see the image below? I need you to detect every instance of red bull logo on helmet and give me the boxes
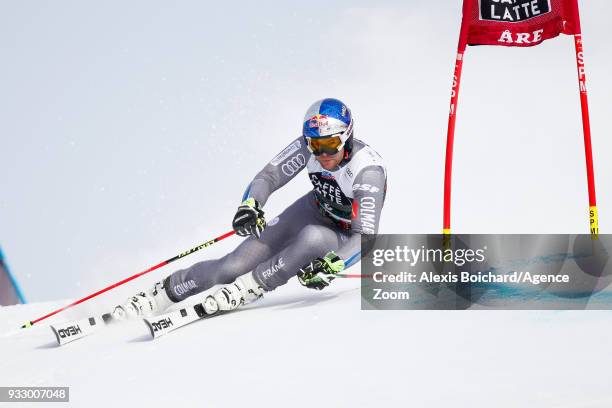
[307,116,348,137]
[308,114,329,129]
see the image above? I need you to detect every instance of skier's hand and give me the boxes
[298,251,345,290]
[232,198,266,238]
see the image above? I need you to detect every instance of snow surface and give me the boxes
[2,278,612,408]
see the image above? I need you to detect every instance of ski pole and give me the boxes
[337,274,371,278]
[21,230,236,328]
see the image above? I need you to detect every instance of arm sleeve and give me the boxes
[335,165,387,264]
[242,137,311,206]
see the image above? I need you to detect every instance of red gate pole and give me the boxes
[570,3,598,236]
[443,0,472,235]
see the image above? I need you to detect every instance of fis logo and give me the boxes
[58,325,83,338]
[320,171,335,180]
[479,0,551,22]
[151,318,173,332]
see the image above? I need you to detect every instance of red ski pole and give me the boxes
[21,230,236,328]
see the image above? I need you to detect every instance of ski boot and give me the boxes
[112,280,173,320]
[212,272,265,311]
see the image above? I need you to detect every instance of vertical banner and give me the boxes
[443,0,598,235]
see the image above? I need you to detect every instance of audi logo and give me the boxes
[281,154,306,176]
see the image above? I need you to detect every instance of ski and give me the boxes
[50,295,221,345]
[50,313,115,346]
[143,296,220,339]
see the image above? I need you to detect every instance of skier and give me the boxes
[113,98,387,319]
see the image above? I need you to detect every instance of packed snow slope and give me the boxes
[1,277,612,408]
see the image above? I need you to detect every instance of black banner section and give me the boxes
[361,235,612,310]
[479,0,552,22]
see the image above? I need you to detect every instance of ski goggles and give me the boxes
[305,134,345,156]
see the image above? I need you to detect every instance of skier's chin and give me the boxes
[316,151,343,170]
[319,160,336,170]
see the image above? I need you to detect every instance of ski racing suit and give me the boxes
[164,137,387,302]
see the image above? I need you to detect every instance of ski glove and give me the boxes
[298,251,345,290]
[232,198,266,238]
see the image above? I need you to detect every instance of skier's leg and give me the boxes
[113,194,316,319]
[164,193,316,302]
[208,199,351,312]
[203,222,348,312]
[112,236,278,320]
[205,222,348,313]
[164,238,273,301]
[252,222,348,291]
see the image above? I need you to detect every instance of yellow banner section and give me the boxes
[590,206,599,237]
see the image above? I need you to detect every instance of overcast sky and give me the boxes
[1,0,611,302]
